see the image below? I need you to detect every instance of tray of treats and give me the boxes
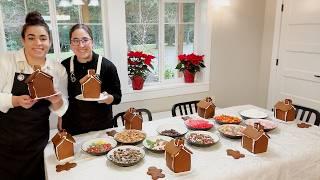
[143,135,173,152]
[245,119,277,132]
[184,118,214,131]
[81,137,117,156]
[186,131,220,147]
[217,124,246,139]
[114,130,146,144]
[107,145,145,167]
[156,124,188,138]
[214,114,242,125]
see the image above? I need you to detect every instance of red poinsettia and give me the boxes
[128,51,155,79]
[176,53,206,73]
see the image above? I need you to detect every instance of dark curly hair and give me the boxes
[21,11,51,40]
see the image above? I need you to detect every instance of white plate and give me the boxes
[81,137,117,156]
[34,91,61,100]
[185,131,220,147]
[156,124,188,137]
[239,109,268,119]
[142,135,173,152]
[75,92,109,101]
[245,119,277,131]
[107,145,145,167]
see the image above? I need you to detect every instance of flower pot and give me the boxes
[131,76,145,90]
[183,70,195,83]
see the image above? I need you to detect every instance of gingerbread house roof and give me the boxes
[242,125,266,141]
[79,69,101,85]
[51,131,75,148]
[197,100,215,109]
[274,101,294,112]
[25,69,53,83]
[165,140,192,157]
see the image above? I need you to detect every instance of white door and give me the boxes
[269,0,320,111]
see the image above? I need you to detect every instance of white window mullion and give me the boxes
[159,0,165,82]
[101,0,110,58]
[48,0,61,61]
[194,0,200,52]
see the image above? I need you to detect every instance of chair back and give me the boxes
[294,104,320,126]
[171,100,199,117]
[112,108,152,127]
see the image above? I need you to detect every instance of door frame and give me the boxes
[267,0,285,110]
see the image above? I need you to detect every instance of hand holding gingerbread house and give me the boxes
[123,108,143,130]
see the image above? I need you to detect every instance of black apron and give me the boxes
[0,73,50,180]
[62,55,113,135]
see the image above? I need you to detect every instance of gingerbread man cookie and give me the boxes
[226,149,245,159]
[297,122,312,128]
[106,130,117,137]
[56,162,77,172]
[147,166,165,180]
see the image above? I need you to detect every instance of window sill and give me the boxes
[122,81,210,102]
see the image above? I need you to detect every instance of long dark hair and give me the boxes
[21,11,51,40]
[69,24,93,42]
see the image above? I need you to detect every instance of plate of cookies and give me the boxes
[114,129,146,144]
[107,145,145,167]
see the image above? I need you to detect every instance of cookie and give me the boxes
[56,162,77,172]
[226,149,245,159]
[106,130,117,137]
[147,166,165,180]
[297,122,312,128]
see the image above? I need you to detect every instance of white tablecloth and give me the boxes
[44,105,320,180]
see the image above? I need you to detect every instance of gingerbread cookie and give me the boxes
[181,116,191,121]
[297,122,312,128]
[106,130,117,137]
[147,166,165,180]
[226,149,245,159]
[56,162,77,172]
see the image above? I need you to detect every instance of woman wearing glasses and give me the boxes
[0,11,68,179]
[59,24,122,135]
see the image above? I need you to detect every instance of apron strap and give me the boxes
[96,55,102,76]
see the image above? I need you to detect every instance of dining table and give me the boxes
[44,105,320,180]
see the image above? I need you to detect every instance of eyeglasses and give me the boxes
[71,38,92,46]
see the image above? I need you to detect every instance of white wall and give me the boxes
[210,0,268,108]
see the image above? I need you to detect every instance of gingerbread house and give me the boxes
[123,108,143,130]
[164,139,193,173]
[79,69,101,98]
[241,123,269,154]
[51,130,76,161]
[197,97,216,119]
[274,99,296,122]
[25,65,55,99]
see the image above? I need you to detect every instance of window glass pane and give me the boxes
[141,0,158,23]
[55,4,80,23]
[165,3,178,23]
[164,24,177,80]
[183,24,194,54]
[183,3,194,22]
[26,0,50,17]
[125,0,140,23]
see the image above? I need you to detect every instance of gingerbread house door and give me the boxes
[268,0,320,112]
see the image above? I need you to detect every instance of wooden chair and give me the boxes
[112,108,152,127]
[171,100,199,117]
[294,104,320,126]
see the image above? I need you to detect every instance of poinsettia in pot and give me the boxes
[128,51,155,90]
[175,53,206,83]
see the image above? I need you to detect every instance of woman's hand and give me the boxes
[46,94,63,111]
[12,95,38,109]
[102,94,114,104]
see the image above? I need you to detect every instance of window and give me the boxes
[125,0,196,84]
[0,0,104,61]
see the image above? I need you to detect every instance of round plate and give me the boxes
[186,131,220,147]
[184,119,214,131]
[107,145,145,167]
[156,124,188,138]
[217,124,246,139]
[239,109,268,119]
[81,137,117,156]
[34,91,61,100]
[245,119,277,132]
[142,135,173,152]
[214,115,242,125]
[114,130,146,144]
[75,92,109,101]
